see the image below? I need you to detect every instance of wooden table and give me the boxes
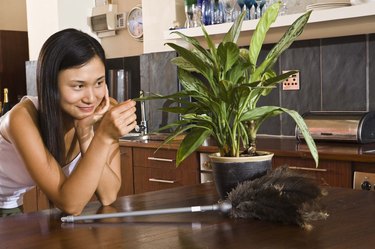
[1,183,375,248]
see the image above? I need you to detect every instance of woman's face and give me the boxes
[58,56,106,120]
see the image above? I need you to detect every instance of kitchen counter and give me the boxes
[120,135,375,163]
[2,183,375,248]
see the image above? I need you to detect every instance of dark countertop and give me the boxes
[119,135,375,163]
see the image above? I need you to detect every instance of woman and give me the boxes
[0,29,137,216]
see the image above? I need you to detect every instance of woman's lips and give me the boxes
[78,106,95,113]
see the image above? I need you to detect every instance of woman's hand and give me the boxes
[74,87,111,129]
[97,99,137,144]
[74,87,111,152]
[92,87,111,123]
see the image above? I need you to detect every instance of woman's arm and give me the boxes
[73,96,123,205]
[7,98,136,215]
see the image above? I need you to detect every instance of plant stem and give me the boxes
[247,120,257,155]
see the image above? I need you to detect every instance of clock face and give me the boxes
[127,6,143,40]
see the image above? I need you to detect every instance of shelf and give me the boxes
[164,3,375,47]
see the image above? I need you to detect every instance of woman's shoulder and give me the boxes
[8,96,39,126]
[1,96,39,142]
[20,96,38,109]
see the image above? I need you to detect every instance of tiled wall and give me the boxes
[259,34,375,136]
[141,34,375,136]
[140,52,179,133]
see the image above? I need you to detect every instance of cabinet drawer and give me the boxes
[273,156,352,188]
[134,167,198,193]
[133,147,199,194]
[133,147,197,171]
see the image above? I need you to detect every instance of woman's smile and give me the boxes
[77,106,95,113]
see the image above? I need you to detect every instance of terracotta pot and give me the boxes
[209,152,274,199]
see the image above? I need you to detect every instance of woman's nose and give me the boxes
[82,88,95,103]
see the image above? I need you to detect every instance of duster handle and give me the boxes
[61,202,232,223]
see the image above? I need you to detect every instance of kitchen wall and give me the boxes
[0,0,27,31]
[143,33,375,136]
[24,0,181,59]
[100,0,143,58]
[140,52,179,132]
[26,0,96,60]
[258,33,375,137]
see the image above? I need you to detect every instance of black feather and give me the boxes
[226,166,328,229]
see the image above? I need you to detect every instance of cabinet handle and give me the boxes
[288,166,328,172]
[147,157,174,162]
[149,178,176,184]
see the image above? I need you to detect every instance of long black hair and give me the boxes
[36,28,106,166]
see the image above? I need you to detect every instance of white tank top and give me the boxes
[0,96,80,208]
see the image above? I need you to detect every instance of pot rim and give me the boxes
[208,151,274,163]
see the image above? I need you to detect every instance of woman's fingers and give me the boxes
[94,87,111,119]
[107,99,137,137]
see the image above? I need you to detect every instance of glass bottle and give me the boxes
[202,0,212,25]
[212,0,224,24]
[184,0,196,28]
[1,88,11,116]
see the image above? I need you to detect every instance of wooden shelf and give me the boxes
[164,3,375,47]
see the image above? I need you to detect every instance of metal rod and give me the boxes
[61,202,232,223]
[139,90,148,135]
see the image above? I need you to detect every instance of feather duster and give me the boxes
[227,166,329,230]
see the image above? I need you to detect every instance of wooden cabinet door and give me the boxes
[133,148,199,194]
[23,187,38,212]
[118,146,134,196]
[23,187,50,212]
[0,30,29,103]
[273,156,352,188]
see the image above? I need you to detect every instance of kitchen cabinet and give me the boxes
[133,147,200,194]
[272,156,352,188]
[23,186,50,213]
[23,137,375,212]
[118,146,134,196]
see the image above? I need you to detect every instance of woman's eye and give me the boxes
[73,84,84,89]
[96,81,105,87]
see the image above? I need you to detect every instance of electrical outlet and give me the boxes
[353,171,375,191]
[282,70,300,91]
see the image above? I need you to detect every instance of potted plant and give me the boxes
[142,2,318,198]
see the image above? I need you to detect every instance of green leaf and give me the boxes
[254,10,312,79]
[167,43,212,81]
[217,42,240,74]
[223,10,246,44]
[168,31,214,64]
[240,106,319,167]
[249,3,280,74]
[171,57,200,72]
[283,109,318,167]
[176,128,212,166]
[201,24,218,61]
[240,106,283,122]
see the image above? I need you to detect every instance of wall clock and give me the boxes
[127,5,143,41]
